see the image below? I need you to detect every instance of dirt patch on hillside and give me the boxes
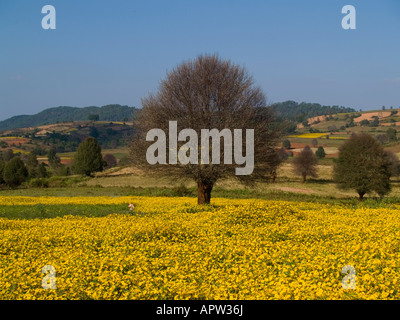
[297,115,337,129]
[96,166,144,177]
[354,111,391,123]
[0,137,29,145]
[307,115,334,125]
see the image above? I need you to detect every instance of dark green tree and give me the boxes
[0,141,8,148]
[47,148,61,168]
[360,119,370,126]
[24,151,40,178]
[1,149,15,162]
[72,137,104,176]
[315,146,326,159]
[47,147,69,176]
[333,133,392,201]
[0,161,5,184]
[370,116,379,127]
[36,162,49,178]
[89,126,99,138]
[282,139,291,149]
[88,114,100,121]
[3,157,28,188]
[26,151,39,168]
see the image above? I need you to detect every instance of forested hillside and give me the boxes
[0,104,137,131]
[271,100,357,124]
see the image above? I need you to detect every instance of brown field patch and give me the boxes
[0,137,29,145]
[380,122,400,127]
[354,111,391,123]
[288,143,307,149]
[297,114,338,129]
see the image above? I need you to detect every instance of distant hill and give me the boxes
[271,100,357,124]
[0,104,137,131]
[0,101,357,131]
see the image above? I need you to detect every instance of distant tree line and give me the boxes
[271,100,357,125]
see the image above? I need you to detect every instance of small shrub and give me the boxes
[29,178,49,188]
[315,146,326,159]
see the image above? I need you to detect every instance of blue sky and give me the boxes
[0,0,399,120]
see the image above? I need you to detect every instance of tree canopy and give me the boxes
[72,137,104,176]
[3,157,28,188]
[333,133,392,201]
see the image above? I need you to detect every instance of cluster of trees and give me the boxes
[258,130,400,203]
[0,137,119,188]
[371,128,398,146]
[42,131,81,153]
[0,158,28,188]
[360,116,380,127]
[60,137,118,176]
[271,101,356,125]
[0,151,47,188]
[41,123,130,152]
[286,134,400,201]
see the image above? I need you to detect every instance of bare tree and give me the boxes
[292,145,318,183]
[266,148,284,183]
[103,153,118,169]
[130,54,281,204]
[311,138,318,147]
[277,147,289,161]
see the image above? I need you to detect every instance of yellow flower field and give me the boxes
[1,196,400,300]
[287,133,328,139]
[0,196,138,206]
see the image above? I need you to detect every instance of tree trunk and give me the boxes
[302,173,307,183]
[271,170,276,183]
[197,180,213,205]
[358,192,365,202]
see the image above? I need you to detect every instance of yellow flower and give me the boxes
[1,196,400,300]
